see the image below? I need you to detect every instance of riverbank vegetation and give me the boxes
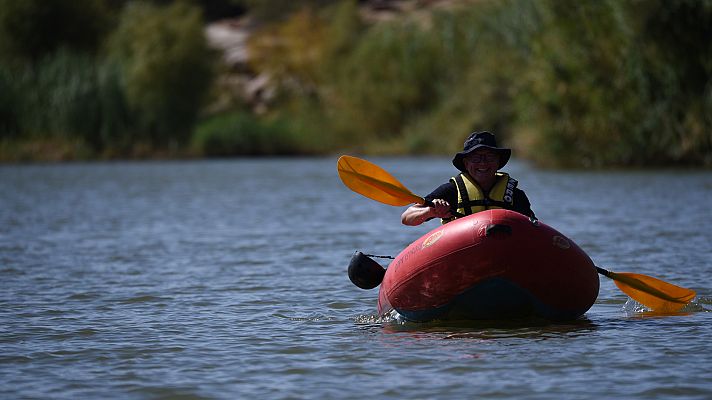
[0,0,709,167]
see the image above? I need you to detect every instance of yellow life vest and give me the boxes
[441,172,518,224]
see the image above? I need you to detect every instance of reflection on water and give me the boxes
[379,316,598,340]
[1,158,711,400]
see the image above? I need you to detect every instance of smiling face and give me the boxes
[463,149,500,191]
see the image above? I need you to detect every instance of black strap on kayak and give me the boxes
[364,253,395,259]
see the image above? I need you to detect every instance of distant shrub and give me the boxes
[236,0,333,23]
[1,0,708,165]
[0,0,111,62]
[330,21,444,139]
[240,0,710,166]
[517,0,712,167]
[107,1,216,147]
[0,52,88,138]
[192,112,302,156]
[1,1,218,156]
[0,65,19,138]
[248,8,328,96]
[25,51,102,140]
[0,50,131,150]
[402,1,539,154]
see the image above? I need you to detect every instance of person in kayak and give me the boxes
[401,131,535,225]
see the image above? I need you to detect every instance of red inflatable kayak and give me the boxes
[377,209,599,321]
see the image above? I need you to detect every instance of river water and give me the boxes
[1,158,711,399]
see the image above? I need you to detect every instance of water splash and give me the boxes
[272,312,336,322]
[354,309,402,325]
[622,295,710,316]
[689,295,712,312]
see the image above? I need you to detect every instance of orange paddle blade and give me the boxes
[337,155,426,206]
[608,271,696,312]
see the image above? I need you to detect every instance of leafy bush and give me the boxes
[332,21,444,138]
[0,65,19,138]
[0,1,218,156]
[0,0,709,165]
[236,0,332,22]
[517,0,712,167]
[244,0,710,166]
[0,0,111,62]
[107,1,216,147]
[248,8,328,96]
[0,49,131,151]
[192,112,303,156]
[401,2,539,154]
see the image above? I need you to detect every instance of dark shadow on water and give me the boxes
[356,314,598,340]
[625,310,697,319]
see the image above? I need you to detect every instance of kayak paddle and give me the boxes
[337,155,696,312]
[337,155,432,206]
[337,155,463,216]
[595,267,696,312]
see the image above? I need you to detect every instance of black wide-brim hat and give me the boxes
[452,131,511,172]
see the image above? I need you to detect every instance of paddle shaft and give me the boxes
[596,266,613,278]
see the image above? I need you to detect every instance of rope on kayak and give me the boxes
[363,254,395,259]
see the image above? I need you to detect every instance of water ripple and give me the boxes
[1,160,711,400]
